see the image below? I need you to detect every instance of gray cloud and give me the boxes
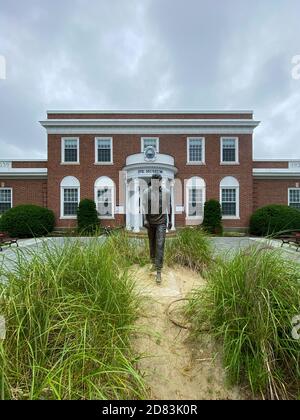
[0,0,299,159]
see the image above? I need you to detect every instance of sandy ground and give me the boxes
[131,264,243,400]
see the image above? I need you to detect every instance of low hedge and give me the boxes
[249,204,300,236]
[0,205,55,238]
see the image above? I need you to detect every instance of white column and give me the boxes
[133,178,140,233]
[170,180,176,231]
[125,180,131,231]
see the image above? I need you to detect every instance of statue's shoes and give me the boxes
[156,272,162,285]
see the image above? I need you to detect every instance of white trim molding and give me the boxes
[95,137,113,165]
[141,137,159,153]
[220,137,239,164]
[61,137,80,164]
[187,137,205,165]
[40,118,260,135]
[60,176,80,219]
[0,168,48,179]
[0,187,13,213]
[288,187,300,208]
[94,176,115,219]
[185,177,206,222]
[220,176,240,219]
[253,168,300,178]
[47,109,254,115]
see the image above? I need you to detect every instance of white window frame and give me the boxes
[0,187,13,214]
[288,188,300,209]
[185,177,206,221]
[141,137,159,153]
[220,176,240,219]
[60,176,80,219]
[95,137,113,164]
[61,137,80,164]
[94,177,115,220]
[220,137,239,165]
[187,137,205,164]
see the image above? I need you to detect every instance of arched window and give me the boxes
[60,176,80,218]
[220,176,240,218]
[94,177,115,219]
[185,177,206,221]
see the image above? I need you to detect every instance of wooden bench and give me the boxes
[277,231,300,251]
[0,232,19,252]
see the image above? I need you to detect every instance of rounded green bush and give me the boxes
[77,199,99,234]
[0,205,55,238]
[202,199,223,235]
[249,204,300,236]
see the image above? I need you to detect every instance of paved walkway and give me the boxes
[0,237,105,276]
[210,236,300,262]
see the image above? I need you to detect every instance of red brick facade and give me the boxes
[0,111,299,232]
[0,179,47,207]
[253,179,300,210]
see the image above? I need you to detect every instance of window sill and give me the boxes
[186,162,206,166]
[99,216,115,220]
[94,162,114,166]
[222,216,240,220]
[60,216,77,220]
[60,162,80,165]
[220,162,240,165]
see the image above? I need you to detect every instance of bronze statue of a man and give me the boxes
[142,174,172,284]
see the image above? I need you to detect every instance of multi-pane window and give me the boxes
[96,138,112,163]
[142,138,159,152]
[188,138,204,163]
[63,138,79,163]
[97,188,113,218]
[289,188,300,210]
[221,138,238,163]
[221,188,237,216]
[188,188,203,217]
[0,188,12,214]
[63,188,79,217]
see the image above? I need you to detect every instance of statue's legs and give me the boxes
[147,224,167,283]
[147,225,156,267]
[155,224,167,273]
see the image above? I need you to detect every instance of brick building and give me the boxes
[0,110,299,232]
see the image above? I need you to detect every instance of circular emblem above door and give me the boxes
[144,146,157,162]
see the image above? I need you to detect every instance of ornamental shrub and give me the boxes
[202,200,223,235]
[249,204,300,236]
[0,205,55,238]
[77,199,99,234]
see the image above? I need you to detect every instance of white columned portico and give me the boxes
[124,152,178,233]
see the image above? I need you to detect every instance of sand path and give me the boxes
[131,265,243,400]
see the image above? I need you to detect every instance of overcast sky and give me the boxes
[0,0,299,160]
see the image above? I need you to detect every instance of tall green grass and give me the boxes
[0,239,146,400]
[187,247,300,399]
[165,228,212,274]
[106,231,149,266]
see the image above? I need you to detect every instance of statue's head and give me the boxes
[150,174,162,188]
[151,174,162,182]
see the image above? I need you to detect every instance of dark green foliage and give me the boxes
[0,205,55,238]
[250,204,300,236]
[202,200,223,235]
[77,199,99,234]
